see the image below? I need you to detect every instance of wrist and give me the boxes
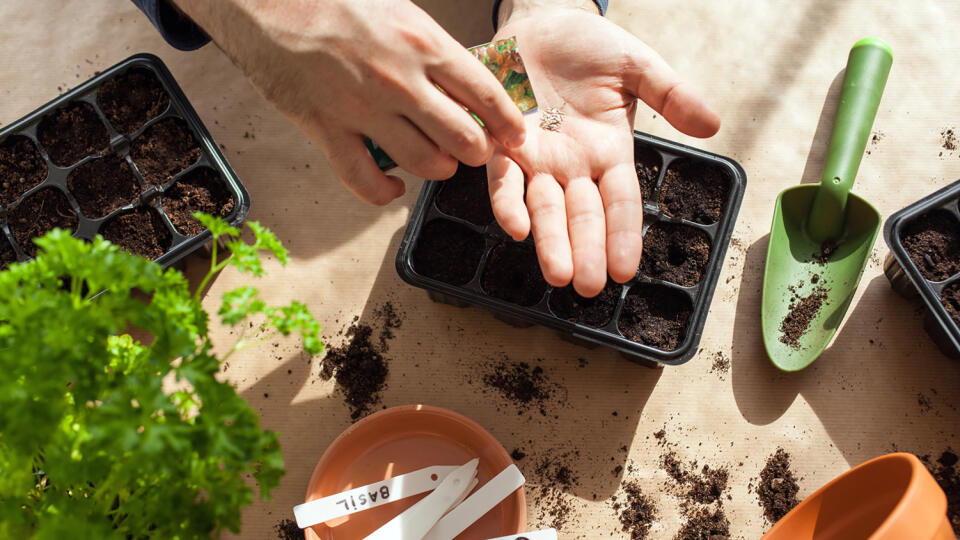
[497,0,600,29]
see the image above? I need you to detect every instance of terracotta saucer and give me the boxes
[304,404,526,539]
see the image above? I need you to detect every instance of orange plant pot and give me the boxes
[303,404,526,540]
[761,452,954,540]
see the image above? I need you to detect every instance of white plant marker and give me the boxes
[422,464,526,540]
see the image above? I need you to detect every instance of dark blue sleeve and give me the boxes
[492,0,608,30]
[132,0,210,51]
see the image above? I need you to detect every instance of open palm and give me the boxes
[488,9,720,297]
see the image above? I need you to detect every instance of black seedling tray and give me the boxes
[884,179,960,358]
[0,53,249,269]
[396,131,746,368]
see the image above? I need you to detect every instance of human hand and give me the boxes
[489,2,721,297]
[172,0,526,205]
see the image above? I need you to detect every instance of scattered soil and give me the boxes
[757,448,801,524]
[942,128,958,151]
[0,236,16,269]
[482,359,552,415]
[273,519,304,540]
[614,481,659,540]
[674,505,731,540]
[7,188,78,257]
[779,285,829,349]
[641,221,712,286]
[67,154,140,218]
[618,284,692,350]
[709,351,730,378]
[659,159,730,224]
[0,135,47,206]
[941,283,960,327]
[548,280,621,327]
[481,241,549,306]
[920,450,959,534]
[37,102,109,167]
[661,451,729,505]
[161,167,235,236]
[636,144,661,203]
[435,163,494,225]
[100,206,171,260]
[901,210,960,281]
[534,455,580,530]
[814,240,837,265]
[98,67,170,134]
[412,218,485,285]
[321,305,401,420]
[130,118,201,186]
[511,448,526,461]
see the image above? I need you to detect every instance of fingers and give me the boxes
[527,173,573,287]
[565,177,607,297]
[428,50,527,150]
[405,85,495,167]
[625,39,721,138]
[598,163,644,283]
[371,117,459,180]
[487,152,530,240]
[319,130,406,206]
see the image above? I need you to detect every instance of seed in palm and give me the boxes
[539,104,566,132]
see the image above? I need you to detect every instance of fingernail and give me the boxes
[505,131,526,149]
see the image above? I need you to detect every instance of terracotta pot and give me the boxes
[762,452,953,540]
[303,404,526,540]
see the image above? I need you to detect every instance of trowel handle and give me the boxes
[808,37,892,242]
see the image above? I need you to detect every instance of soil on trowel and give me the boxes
[412,218,485,286]
[757,448,801,524]
[482,358,554,416]
[613,481,659,540]
[37,102,109,166]
[273,519,304,540]
[636,144,662,203]
[641,221,712,286]
[7,188,78,257]
[0,236,16,269]
[674,505,731,540]
[321,303,402,420]
[67,154,140,218]
[549,280,620,327]
[901,210,960,281]
[481,240,549,306]
[814,240,837,265]
[161,167,235,236]
[100,206,172,260]
[130,117,201,186]
[0,135,47,206]
[779,285,829,349]
[435,163,494,226]
[618,284,692,350]
[659,159,730,224]
[920,450,960,534]
[98,67,170,134]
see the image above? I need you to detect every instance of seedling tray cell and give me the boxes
[396,132,746,367]
[884,179,960,358]
[0,54,249,269]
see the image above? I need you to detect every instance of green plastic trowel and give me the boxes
[761,38,893,371]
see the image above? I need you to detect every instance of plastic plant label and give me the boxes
[421,464,526,540]
[292,465,460,528]
[485,530,559,540]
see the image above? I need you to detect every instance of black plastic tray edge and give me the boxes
[882,177,960,357]
[395,130,747,367]
[0,53,251,269]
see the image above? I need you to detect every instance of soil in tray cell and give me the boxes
[549,280,621,327]
[435,163,494,226]
[940,282,960,327]
[640,221,711,287]
[37,102,109,167]
[131,117,201,187]
[67,154,140,219]
[0,236,16,269]
[635,144,661,204]
[162,167,235,236]
[7,188,78,257]
[0,135,47,206]
[481,240,549,306]
[412,219,485,286]
[618,284,692,351]
[901,209,960,281]
[659,158,730,224]
[101,206,172,260]
[98,68,170,135]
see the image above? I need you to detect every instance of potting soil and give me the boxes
[757,447,801,524]
[614,481,659,540]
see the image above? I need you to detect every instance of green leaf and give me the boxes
[247,221,288,265]
[193,212,240,240]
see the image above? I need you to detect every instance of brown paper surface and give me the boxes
[2,1,959,538]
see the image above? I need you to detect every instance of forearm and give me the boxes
[496,0,601,28]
